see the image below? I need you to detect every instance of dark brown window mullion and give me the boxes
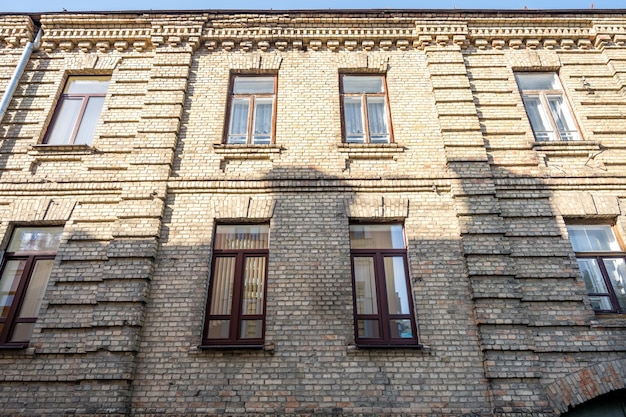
[228,251,245,342]
[372,252,389,340]
[596,255,625,313]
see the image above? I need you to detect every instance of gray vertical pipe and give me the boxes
[0,27,42,124]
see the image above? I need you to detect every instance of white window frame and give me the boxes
[515,72,580,142]
[340,74,393,144]
[44,76,110,146]
[224,75,277,145]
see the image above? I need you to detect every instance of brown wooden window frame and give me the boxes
[43,76,110,146]
[201,224,269,347]
[349,223,418,347]
[0,227,62,348]
[340,74,393,144]
[223,74,278,145]
[567,224,626,314]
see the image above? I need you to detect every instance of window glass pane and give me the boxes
[74,96,105,145]
[384,256,410,314]
[9,323,35,343]
[353,257,377,315]
[209,257,235,315]
[8,227,63,252]
[343,76,384,93]
[567,225,621,252]
[603,258,626,310]
[252,98,273,144]
[547,95,579,141]
[206,319,230,339]
[46,98,82,145]
[547,95,568,130]
[366,96,389,143]
[65,77,110,94]
[343,96,364,143]
[233,77,274,94]
[389,319,413,338]
[240,319,262,339]
[588,296,614,312]
[0,260,26,318]
[357,319,380,338]
[350,224,405,249]
[241,256,266,315]
[576,259,609,294]
[214,225,269,250]
[17,259,54,318]
[522,96,553,141]
[516,73,558,90]
[227,98,250,144]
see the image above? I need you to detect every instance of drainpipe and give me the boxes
[0,26,43,124]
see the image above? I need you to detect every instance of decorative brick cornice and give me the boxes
[39,14,153,52]
[202,14,418,52]
[468,17,595,50]
[200,14,626,52]
[149,15,206,50]
[0,16,36,48]
[38,14,212,52]
[15,12,626,53]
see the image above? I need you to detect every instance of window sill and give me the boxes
[337,142,405,160]
[198,344,264,349]
[0,343,29,350]
[348,343,427,350]
[531,140,602,157]
[590,313,626,328]
[30,144,93,153]
[212,143,283,161]
[28,144,94,162]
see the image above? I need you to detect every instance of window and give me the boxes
[515,72,580,141]
[225,76,276,145]
[349,224,417,346]
[0,227,63,347]
[202,224,269,346]
[44,76,110,145]
[567,224,626,313]
[340,75,392,143]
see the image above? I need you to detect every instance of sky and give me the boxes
[0,0,624,13]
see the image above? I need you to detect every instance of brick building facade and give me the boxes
[0,9,625,416]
